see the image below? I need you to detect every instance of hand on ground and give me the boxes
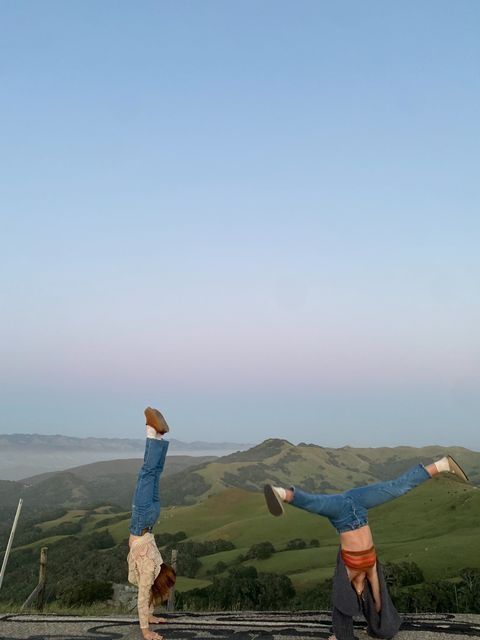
[149,616,167,624]
[141,629,163,640]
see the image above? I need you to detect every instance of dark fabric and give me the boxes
[331,549,403,640]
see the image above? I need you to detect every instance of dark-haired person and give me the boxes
[264,455,469,640]
[128,407,177,640]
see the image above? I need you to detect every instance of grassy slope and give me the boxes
[7,439,480,515]
[7,440,480,594]
[37,509,86,531]
[93,476,480,590]
[192,440,480,502]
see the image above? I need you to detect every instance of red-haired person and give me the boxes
[128,408,177,640]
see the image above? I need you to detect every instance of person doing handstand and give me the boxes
[128,407,177,640]
[264,455,469,640]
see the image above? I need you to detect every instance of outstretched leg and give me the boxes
[290,488,347,520]
[264,484,347,522]
[129,409,170,536]
[345,463,430,510]
[346,456,468,511]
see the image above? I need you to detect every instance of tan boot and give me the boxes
[447,455,469,484]
[264,485,285,517]
[144,407,170,435]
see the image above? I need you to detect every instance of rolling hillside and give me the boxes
[100,475,480,589]
[4,438,479,514]
[1,439,479,606]
[2,475,479,602]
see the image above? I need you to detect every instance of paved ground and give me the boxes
[1,611,480,640]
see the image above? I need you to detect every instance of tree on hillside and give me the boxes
[286,538,307,550]
[176,566,295,611]
[459,568,480,612]
[257,572,295,609]
[206,561,228,576]
[383,561,424,589]
[57,580,113,606]
[245,541,275,560]
[295,579,332,609]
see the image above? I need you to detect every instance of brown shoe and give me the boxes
[264,484,285,517]
[447,455,469,484]
[144,407,170,435]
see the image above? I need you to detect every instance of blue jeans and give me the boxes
[291,463,430,533]
[129,438,169,536]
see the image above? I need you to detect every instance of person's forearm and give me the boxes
[138,595,150,629]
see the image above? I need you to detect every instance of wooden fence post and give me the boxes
[166,548,178,612]
[21,546,48,611]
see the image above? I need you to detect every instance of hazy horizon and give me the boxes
[1,2,479,450]
[1,427,479,453]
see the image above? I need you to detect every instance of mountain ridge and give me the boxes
[0,433,253,481]
[2,438,478,514]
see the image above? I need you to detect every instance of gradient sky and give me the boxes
[1,1,479,449]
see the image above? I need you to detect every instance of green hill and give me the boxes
[4,439,479,516]
[100,475,480,588]
[1,439,479,607]
[6,474,480,597]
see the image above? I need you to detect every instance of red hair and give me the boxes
[150,563,176,605]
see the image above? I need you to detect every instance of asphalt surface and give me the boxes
[1,611,480,640]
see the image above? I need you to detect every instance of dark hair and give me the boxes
[150,563,176,605]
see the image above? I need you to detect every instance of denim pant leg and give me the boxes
[130,438,169,535]
[345,463,430,511]
[291,488,347,521]
[292,488,368,532]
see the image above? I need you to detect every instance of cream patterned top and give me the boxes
[127,533,163,628]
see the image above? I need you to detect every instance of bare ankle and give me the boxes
[425,463,438,477]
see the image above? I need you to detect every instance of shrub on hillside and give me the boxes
[57,580,113,606]
[161,472,210,506]
[245,541,275,560]
[206,561,228,576]
[296,578,332,609]
[383,561,424,588]
[257,572,295,609]
[83,530,116,550]
[175,550,202,578]
[156,531,187,547]
[176,566,295,611]
[286,538,307,550]
[164,539,235,578]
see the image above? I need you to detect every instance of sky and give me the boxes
[1,1,479,449]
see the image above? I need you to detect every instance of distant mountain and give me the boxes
[0,433,252,452]
[172,438,480,501]
[3,438,478,515]
[0,433,253,480]
[21,455,217,485]
[0,455,216,512]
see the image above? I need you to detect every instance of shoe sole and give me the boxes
[447,455,469,484]
[264,484,284,517]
